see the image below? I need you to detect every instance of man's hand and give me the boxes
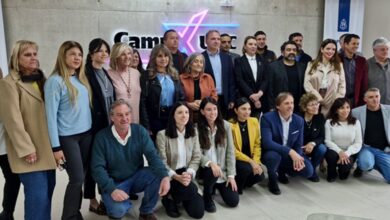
[159,177,170,196]
[289,149,305,171]
[111,189,129,202]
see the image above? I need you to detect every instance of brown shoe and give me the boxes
[139,213,157,220]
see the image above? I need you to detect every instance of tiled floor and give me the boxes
[0,169,388,220]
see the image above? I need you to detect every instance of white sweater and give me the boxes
[324,119,362,156]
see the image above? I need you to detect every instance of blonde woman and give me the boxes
[304,39,346,116]
[44,41,93,220]
[108,43,147,126]
[0,40,56,220]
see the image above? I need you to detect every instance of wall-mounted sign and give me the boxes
[113,9,239,63]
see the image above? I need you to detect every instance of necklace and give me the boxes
[119,70,131,98]
[305,120,313,128]
[239,121,247,132]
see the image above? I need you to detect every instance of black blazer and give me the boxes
[202,50,236,106]
[234,54,268,99]
[267,60,305,109]
[85,63,116,135]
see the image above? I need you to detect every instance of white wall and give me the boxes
[2,0,324,74]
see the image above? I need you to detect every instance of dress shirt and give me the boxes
[157,73,175,107]
[246,53,258,81]
[207,50,222,94]
[279,113,292,146]
[111,125,131,146]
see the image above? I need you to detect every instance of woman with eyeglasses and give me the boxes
[299,93,327,182]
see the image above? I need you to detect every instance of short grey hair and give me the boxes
[109,99,132,116]
[372,37,389,49]
[364,87,381,97]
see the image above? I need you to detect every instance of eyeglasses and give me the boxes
[307,102,320,107]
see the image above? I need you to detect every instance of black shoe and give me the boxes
[278,173,289,184]
[162,197,180,218]
[327,176,336,182]
[268,180,281,195]
[353,168,363,178]
[0,211,14,220]
[308,173,320,182]
[130,193,139,200]
[204,197,216,213]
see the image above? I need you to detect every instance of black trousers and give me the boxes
[0,155,20,215]
[235,160,265,193]
[169,168,204,219]
[325,149,355,180]
[60,131,92,220]
[199,167,239,207]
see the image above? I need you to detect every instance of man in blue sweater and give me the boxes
[91,99,170,220]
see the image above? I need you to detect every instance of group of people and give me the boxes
[0,28,389,220]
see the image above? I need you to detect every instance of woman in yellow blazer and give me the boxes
[0,40,57,220]
[230,97,264,194]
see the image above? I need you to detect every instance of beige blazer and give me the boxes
[304,62,346,116]
[199,120,236,181]
[0,70,56,173]
[156,129,201,175]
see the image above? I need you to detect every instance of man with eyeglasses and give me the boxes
[367,37,390,104]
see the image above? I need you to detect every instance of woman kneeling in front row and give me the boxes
[156,102,204,219]
[197,97,239,213]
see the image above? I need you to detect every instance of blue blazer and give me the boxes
[202,50,236,106]
[261,111,304,156]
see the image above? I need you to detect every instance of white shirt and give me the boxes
[324,120,363,156]
[111,125,131,146]
[246,53,258,81]
[279,113,292,146]
[176,129,187,169]
[0,123,6,155]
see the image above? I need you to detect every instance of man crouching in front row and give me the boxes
[91,99,170,220]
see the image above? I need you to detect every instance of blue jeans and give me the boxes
[263,150,314,181]
[101,168,160,218]
[18,170,56,220]
[307,144,327,177]
[356,145,390,183]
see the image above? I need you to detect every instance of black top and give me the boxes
[239,120,251,157]
[285,64,300,110]
[194,79,201,100]
[303,113,325,146]
[364,108,388,150]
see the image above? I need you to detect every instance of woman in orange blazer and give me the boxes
[230,97,264,194]
[180,53,218,122]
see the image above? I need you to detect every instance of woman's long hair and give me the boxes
[307,39,341,75]
[133,49,145,72]
[327,97,356,126]
[52,41,92,105]
[197,97,226,150]
[147,44,178,80]
[165,102,195,139]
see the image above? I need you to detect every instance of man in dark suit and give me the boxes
[202,30,236,117]
[163,29,188,74]
[235,36,269,116]
[254,30,276,63]
[261,93,313,195]
[268,41,305,111]
[339,34,368,107]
